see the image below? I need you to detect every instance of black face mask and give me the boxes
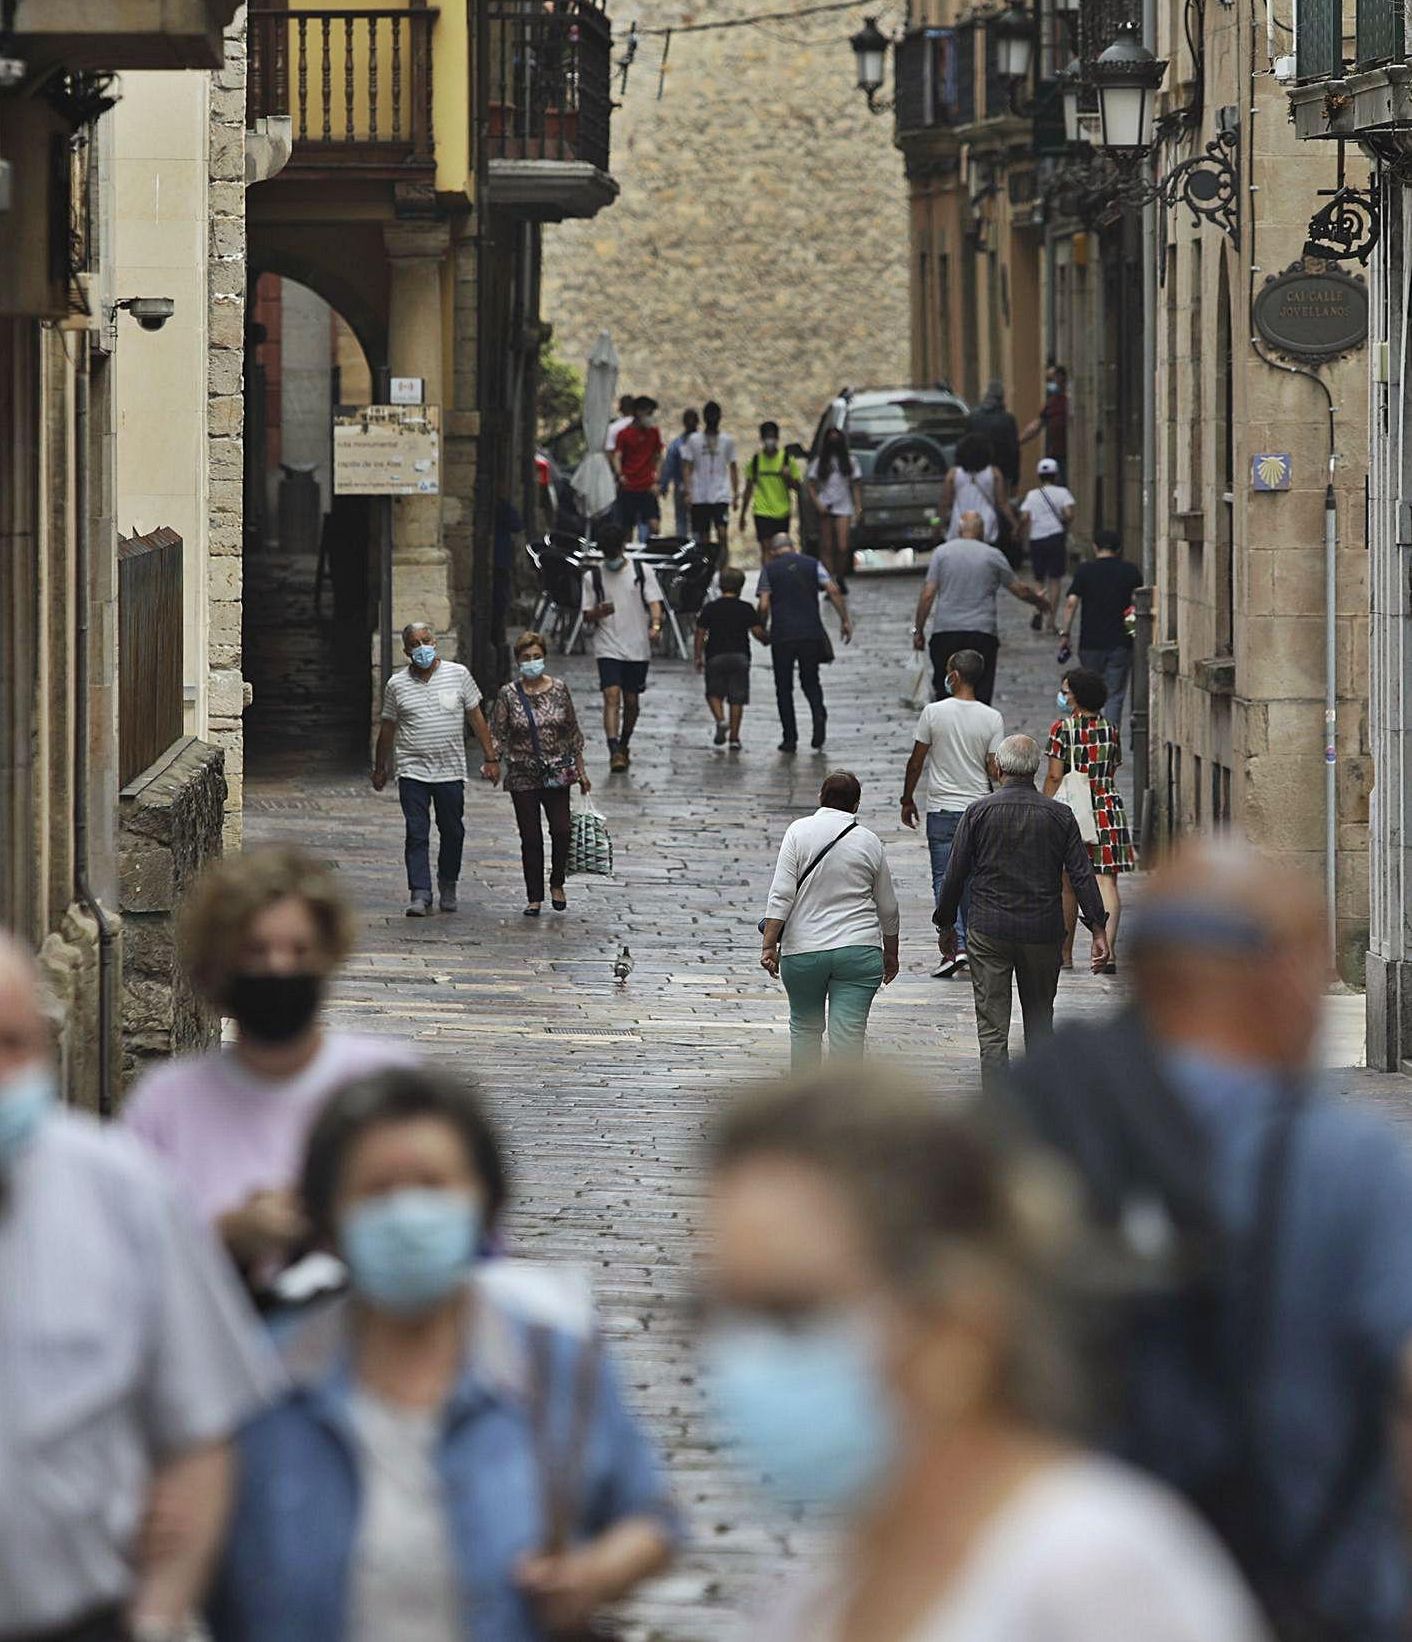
[225,973,323,1045]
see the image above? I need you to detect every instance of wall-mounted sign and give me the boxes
[1252,260,1368,363]
[334,404,440,496]
[1252,453,1292,491]
[389,376,425,405]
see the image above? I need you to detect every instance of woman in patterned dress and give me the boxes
[488,631,590,917]
[1043,666,1136,973]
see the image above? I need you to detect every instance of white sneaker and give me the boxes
[933,955,963,979]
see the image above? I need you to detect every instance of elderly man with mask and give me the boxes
[0,933,279,1642]
[1005,840,1412,1642]
[372,620,499,916]
[934,733,1108,1079]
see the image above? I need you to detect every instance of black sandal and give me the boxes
[523,905,541,918]
[550,889,567,911]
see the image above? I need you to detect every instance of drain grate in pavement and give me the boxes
[541,1027,639,1039]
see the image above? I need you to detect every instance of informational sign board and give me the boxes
[1251,453,1292,491]
[334,404,440,495]
[389,376,425,406]
[1252,262,1368,364]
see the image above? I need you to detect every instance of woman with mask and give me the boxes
[488,630,591,916]
[123,846,413,1289]
[806,426,863,590]
[210,1065,678,1642]
[1043,666,1134,973]
[701,1072,1268,1642]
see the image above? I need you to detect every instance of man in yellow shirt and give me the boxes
[738,421,800,560]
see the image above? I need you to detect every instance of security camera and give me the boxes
[118,297,176,332]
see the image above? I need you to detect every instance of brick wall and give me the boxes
[540,0,911,456]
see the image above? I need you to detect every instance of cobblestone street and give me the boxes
[245,565,1398,1640]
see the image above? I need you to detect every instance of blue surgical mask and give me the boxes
[1047,381,1060,396]
[518,657,547,680]
[340,1188,480,1315]
[411,643,437,670]
[702,1312,899,1512]
[604,555,627,572]
[0,1062,56,1170]
[1057,690,1070,712]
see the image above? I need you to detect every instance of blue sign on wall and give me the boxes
[1252,453,1292,491]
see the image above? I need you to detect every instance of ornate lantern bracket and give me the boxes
[1154,125,1239,242]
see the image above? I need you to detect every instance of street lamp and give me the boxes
[1089,26,1167,150]
[991,4,1035,81]
[850,16,890,110]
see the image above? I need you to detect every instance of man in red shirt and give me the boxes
[1020,365,1069,485]
[611,396,664,541]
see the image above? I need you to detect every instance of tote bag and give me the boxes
[568,793,614,876]
[1055,717,1099,845]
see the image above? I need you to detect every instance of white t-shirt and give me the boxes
[771,1456,1269,1642]
[807,455,863,515]
[581,558,665,662]
[605,414,632,452]
[1020,483,1076,539]
[914,698,1004,813]
[380,660,483,783]
[684,430,738,505]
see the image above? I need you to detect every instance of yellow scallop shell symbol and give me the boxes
[1257,455,1288,487]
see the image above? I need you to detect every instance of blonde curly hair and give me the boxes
[178,846,355,1006]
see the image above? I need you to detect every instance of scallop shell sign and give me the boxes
[1252,261,1368,364]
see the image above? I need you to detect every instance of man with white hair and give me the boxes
[934,732,1108,1078]
[912,510,1049,704]
[372,621,499,916]
[0,933,279,1642]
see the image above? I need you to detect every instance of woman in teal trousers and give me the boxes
[760,770,900,1066]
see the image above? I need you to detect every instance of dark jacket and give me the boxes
[965,405,1021,489]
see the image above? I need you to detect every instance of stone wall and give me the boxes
[209,7,249,846]
[540,0,911,457]
[119,738,227,1086]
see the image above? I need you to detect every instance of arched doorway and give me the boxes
[243,273,377,775]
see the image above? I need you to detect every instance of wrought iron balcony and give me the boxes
[485,0,617,219]
[247,4,437,179]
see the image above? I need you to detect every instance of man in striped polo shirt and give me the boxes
[372,621,499,916]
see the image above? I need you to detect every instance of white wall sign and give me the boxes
[389,376,425,405]
[333,405,440,495]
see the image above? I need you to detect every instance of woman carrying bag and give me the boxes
[1043,667,1134,973]
[489,631,590,917]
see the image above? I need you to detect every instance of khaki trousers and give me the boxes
[965,929,1062,1082]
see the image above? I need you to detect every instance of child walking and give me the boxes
[694,566,764,750]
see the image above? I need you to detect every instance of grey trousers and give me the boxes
[965,929,1062,1081]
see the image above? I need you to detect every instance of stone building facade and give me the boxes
[541,0,911,455]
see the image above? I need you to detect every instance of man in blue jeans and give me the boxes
[899,649,1004,979]
[372,621,499,916]
[1057,528,1143,734]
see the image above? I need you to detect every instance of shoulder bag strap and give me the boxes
[515,683,544,761]
[527,1323,601,1556]
[777,820,859,935]
[1040,487,1068,532]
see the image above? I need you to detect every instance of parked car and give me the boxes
[799,386,968,561]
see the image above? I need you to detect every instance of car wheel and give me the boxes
[873,434,948,480]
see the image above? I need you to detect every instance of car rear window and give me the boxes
[844,400,967,451]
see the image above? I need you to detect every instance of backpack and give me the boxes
[1003,1018,1383,1642]
[590,559,648,611]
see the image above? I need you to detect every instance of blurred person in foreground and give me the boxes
[936,734,1108,1081]
[1005,839,1412,1642]
[123,847,412,1292]
[700,1071,1268,1642]
[210,1064,677,1642]
[0,932,279,1642]
[761,771,900,1067]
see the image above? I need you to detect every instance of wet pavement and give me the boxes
[243,556,1407,1639]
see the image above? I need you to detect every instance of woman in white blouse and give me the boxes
[701,1074,1271,1642]
[759,770,899,1067]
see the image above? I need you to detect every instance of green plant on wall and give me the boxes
[537,335,583,438]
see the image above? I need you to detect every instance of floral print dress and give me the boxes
[1047,711,1136,874]
[488,678,584,793]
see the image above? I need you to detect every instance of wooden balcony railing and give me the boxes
[248,3,437,174]
[486,0,612,173]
